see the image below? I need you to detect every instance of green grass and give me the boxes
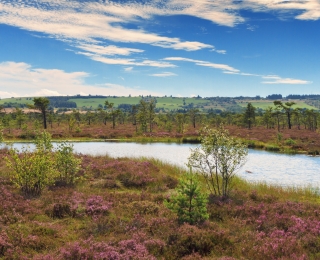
[1,96,318,111]
[0,97,33,105]
[237,100,317,110]
[69,96,208,110]
[68,97,142,108]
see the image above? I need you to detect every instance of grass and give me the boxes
[68,97,142,108]
[237,99,317,110]
[1,146,320,259]
[0,97,33,106]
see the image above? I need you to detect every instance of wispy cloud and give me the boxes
[89,55,176,67]
[0,61,162,98]
[262,75,312,84]
[0,0,214,55]
[76,44,144,56]
[124,67,134,72]
[149,72,177,77]
[164,57,239,73]
[216,50,227,54]
[241,0,320,21]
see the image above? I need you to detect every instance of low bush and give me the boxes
[285,138,297,145]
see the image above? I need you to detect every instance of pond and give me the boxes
[7,141,320,188]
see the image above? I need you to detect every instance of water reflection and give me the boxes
[7,142,320,187]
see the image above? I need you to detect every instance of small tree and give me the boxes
[274,100,296,129]
[55,142,82,186]
[138,99,148,132]
[165,171,209,225]
[243,102,255,129]
[188,125,248,197]
[188,108,199,128]
[30,97,50,129]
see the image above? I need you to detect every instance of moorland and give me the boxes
[1,94,320,259]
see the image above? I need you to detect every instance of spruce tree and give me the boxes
[165,171,209,225]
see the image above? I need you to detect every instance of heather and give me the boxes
[0,147,320,259]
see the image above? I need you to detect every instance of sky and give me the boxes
[0,0,320,99]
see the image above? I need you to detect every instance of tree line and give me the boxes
[0,97,319,136]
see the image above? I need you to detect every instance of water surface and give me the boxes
[8,142,320,187]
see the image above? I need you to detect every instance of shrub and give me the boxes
[85,195,112,217]
[54,142,82,186]
[0,231,12,256]
[50,203,72,219]
[165,171,209,225]
[59,235,159,259]
[5,131,57,197]
[168,224,223,259]
[285,138,297,146]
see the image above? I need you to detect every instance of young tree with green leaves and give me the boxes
[188,125,248,197]
[5,131,57,197]
[55,142,82,186]
[138,99,148,132]
[165,171,209,225]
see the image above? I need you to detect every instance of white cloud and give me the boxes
[149,72,177,77]
[262,75,312,84]
[164,57,239,73]
[223,71,311,84]
[90,56,176,67]
[0,0,214,55]
[242,0,320,21]
[76,44,144,56]
[34,89,61,96]
[0,61,162,98]
[216,50,227,54]
[124,67,134,72]
[0,91,18,99]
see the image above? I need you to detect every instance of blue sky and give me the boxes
[0,0,319,98]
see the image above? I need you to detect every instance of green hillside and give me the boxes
[0,96,318,111]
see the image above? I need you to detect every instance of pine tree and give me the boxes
[165,171,209,225]
[244,102,255,129]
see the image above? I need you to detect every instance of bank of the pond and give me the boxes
[8,141,320,188]
[2,135,311,155]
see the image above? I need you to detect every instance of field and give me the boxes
[0,97,33,106]
[237,99,317,110]
[69,96,208,111]
[0,96,318,111]
[68,97,142,108]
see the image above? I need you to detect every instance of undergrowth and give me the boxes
[0,147,319,259]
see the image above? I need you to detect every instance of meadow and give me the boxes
[1,96,317,111]
[237,100,316,110]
